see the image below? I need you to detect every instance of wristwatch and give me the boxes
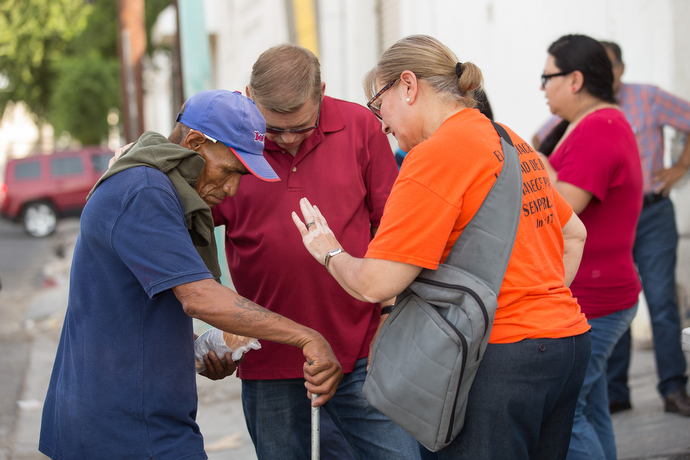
[324,248,344,273]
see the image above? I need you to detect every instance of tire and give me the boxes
[22,201,57,237]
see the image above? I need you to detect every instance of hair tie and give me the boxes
[455,62,463,78]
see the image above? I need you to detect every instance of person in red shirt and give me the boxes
[211,44,420,460]
[537,34,642,460]
[292,34,590,460]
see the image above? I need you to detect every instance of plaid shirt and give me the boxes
[620,83,690,193]
[536,83,690,194]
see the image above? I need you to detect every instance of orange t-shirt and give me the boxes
[366,108,590,343]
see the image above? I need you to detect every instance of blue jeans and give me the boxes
[608,198,688,400]
[606,327,632,403]
[437,333,591,460]
[241,358,421,460]
[568,304,637,460]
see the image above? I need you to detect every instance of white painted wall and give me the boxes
[143,50,174,137]
[318,0,381,104]
[391,0,683,142]
[207,0,381,106]
[211,0,290,96]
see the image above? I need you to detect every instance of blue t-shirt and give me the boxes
[39,167,213,460]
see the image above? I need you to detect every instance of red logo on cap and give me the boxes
[254,131,265,143]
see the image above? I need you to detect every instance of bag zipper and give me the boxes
[415,278,490,338]
[414,278,487,444]
[443,326,467,443]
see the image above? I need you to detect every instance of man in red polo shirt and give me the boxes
[211,44,421,459]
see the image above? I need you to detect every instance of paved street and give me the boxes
[1,216,689,459]
[0,218,77,460]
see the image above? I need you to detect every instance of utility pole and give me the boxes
[117,0,146,143]
[172,0,184,113]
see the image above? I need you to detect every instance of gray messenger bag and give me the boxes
[362,121,522,451]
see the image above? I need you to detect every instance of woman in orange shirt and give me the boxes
[292,35,591,459]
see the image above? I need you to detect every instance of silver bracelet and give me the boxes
[324,248,344,273]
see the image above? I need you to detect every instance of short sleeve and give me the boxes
[112,184,212,298]
[652,86,690,134]
[553,188,574,227]
[366,176,460,268]
[552,112,628,202]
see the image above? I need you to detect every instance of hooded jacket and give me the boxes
[88,131,221,280]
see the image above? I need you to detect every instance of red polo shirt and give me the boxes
[213,96,398,379]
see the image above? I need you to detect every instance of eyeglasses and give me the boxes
[265,98,322,135]
[541,71,571,88]
[366,79,398,120]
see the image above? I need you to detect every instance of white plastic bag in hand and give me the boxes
[194,328,261,373]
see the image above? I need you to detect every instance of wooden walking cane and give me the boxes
[311,393,320,460]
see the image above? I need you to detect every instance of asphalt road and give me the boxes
[0,219,52,290]
[0,218,79,460]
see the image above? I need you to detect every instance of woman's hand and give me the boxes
[292,197,423,304]
[291,197,343,265]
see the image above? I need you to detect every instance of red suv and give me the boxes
[0,147,113,237]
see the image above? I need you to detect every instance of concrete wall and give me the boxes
[209,0,290,96]
[202,0,690,343]
[390,0,683,142]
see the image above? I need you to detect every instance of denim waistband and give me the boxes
[642,192,667,207]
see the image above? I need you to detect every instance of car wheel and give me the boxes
[22,201,57,237]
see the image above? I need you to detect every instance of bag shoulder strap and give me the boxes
[430,121,523,294]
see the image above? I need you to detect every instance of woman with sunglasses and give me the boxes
[291,34,592,459]
[537,34,643,460]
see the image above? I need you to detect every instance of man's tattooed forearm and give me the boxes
[232,297,283,324]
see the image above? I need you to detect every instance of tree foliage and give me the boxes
[49,52,121,145]
[0,0,172,145]
[0,0,91,121]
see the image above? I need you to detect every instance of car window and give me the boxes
[91,153,111,172]
[51,157,84,176]
[14,162,42,179]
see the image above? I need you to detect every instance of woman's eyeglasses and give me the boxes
[366,79,398,120]
[541,71,571,88]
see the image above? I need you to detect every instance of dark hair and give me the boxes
[474,88,494,121]
[547,34,615,104]
[600,41,623,65]
[539,119,569,156]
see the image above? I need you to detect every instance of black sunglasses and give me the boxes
[366,79,398,120]
[265,99,321,135]
[541,71,571,87]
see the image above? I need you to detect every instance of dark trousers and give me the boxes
[437,333,591,460]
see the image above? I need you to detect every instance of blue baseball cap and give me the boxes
[176,90,279,182]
